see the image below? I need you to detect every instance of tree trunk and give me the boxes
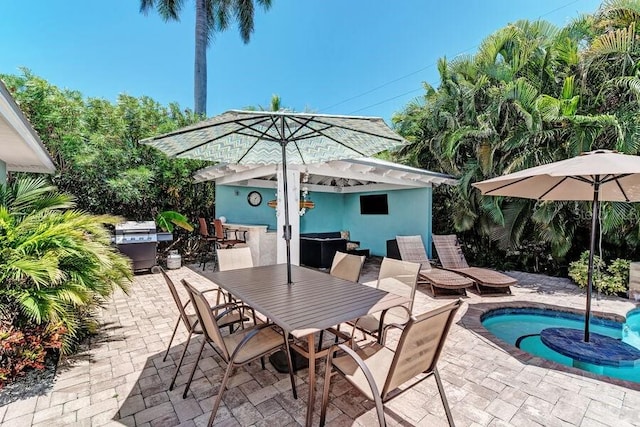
[194,0,207,116]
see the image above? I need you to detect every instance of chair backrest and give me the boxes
[181,279,230,361]
[432,234,469,269]
[217,247,254,271]
[213,219,225,240]
[198,217,211,238]
[382,299,462,398]
[395,235,432,271]
[330,251,365,282]
[160,268,193,329]
[376,258,420,314]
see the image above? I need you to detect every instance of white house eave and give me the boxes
[192,157,457,190]
[0,80,55,174]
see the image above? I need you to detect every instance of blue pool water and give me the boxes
[482,307,640,383]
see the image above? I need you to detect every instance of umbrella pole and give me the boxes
[280,140,293,285]
[585,179,601,342]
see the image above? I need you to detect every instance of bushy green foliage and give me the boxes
[568,251,630,295]
[394,2,640,272]
[1,69,215,223]
[0,177,133,353]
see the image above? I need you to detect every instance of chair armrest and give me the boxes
[228,323,275,362]
[380,320,408,345]
[214,302,258,325]
[347,240,360,245]
[326,343,383,400]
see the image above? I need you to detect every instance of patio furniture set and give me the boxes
[158,246,476,426]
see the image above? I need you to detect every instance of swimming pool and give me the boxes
[482,307,640,383]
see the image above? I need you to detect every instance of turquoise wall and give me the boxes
[342,188,432,257]
[216,185,277,229]
[0,160,5,185]
[215,184,433,257]
[299,191,344,233]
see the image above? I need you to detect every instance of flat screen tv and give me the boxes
[360,194,388,215]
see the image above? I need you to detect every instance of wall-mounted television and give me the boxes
[360,194,388,215]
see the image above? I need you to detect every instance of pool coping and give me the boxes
[460,300,640,391]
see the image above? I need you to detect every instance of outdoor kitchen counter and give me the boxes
[223,223,276,266]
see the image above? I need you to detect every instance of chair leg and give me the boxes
[169,331,194,391]
[283,337,297,399]
[208,360,235,427]
[163,317,181,362]
[182,338,206,399]
[317,330,324,352]
[433,367,455,427]
[319,354,333,426]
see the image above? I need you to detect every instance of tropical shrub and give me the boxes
[0,323,65,388]
[0,69,215,227]
[0,177,132,356]
[568,251,630,295]
[394,1,640,272]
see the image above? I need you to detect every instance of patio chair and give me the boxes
[351,257,420,343]
[330,251,366,282]
[395,235,474,297]
[217,246,253,271]
[320,299,462,427]
[213,218,247,249]
[159,269,246,391]
[181,279,297,427]
[198,217,218,270]
[316,251,367,351]
[432,234,516,295]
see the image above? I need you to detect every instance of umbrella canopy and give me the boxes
[472,149,640,342]
[472,150,640,201]
[141,110,407,164]
[142,110,408,283]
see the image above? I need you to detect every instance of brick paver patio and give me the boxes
[2,260,639,426]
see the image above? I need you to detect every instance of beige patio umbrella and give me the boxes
[141,109,408,284]
[473,149,640,342]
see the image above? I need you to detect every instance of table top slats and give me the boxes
[199,264,410,338]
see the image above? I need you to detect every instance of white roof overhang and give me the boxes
[192,157,457,193]
[0,80,55,173]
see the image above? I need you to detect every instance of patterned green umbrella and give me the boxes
[141,110,408,283]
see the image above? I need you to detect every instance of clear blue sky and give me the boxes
[1,0,602,123]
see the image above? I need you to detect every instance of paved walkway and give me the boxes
[1,262,639,426]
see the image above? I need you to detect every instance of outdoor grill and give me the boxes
[114,221,172,272]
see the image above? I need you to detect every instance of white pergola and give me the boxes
[194,157,457,264]
[193,157,457,190]
[0,80,55,180]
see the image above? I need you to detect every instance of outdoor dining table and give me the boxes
[197,263,409,426]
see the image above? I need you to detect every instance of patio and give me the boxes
[2,260,639,426]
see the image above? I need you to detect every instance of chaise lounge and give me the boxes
[395,235,474,297]
[432,234,516,295]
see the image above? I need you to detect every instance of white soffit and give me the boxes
[192,157,457,192]
[0,80,55,173]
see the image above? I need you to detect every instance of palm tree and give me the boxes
[394,17,629,266]
[140,0,273,116]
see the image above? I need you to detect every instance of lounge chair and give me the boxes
[351,257,421,343]
[395,235,474,297]
[320,299,462,427]
[432,234,516,295]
